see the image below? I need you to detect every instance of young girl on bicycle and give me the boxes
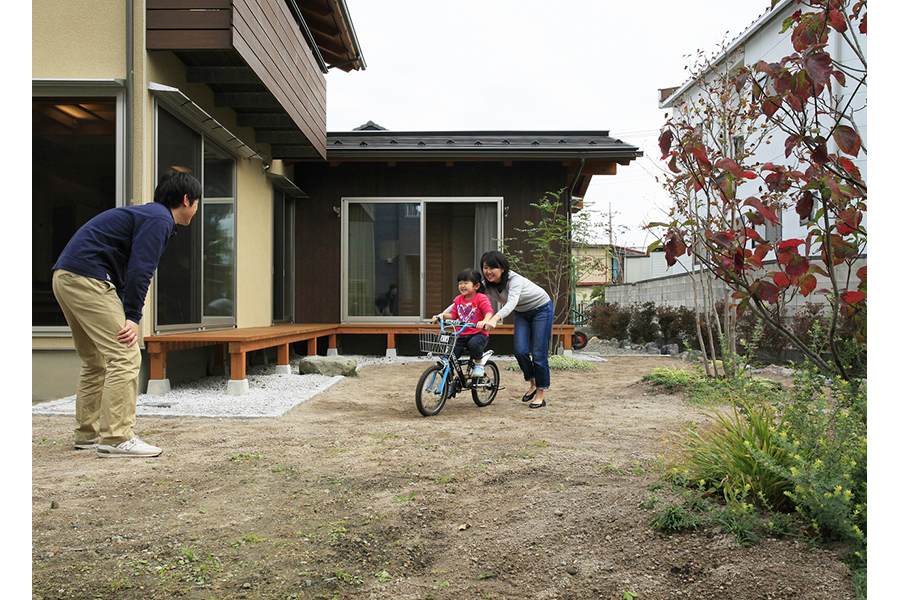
[431,268,494,377]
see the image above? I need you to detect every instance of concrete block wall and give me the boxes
[606,257,866,315]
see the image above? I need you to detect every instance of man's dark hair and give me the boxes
[154,170,203,209]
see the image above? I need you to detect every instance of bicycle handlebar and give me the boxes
[436,317,481,334]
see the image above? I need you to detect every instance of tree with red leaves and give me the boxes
[654,0,866,383]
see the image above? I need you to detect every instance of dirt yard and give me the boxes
[31,356,855,599]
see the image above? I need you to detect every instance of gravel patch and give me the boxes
[31,352,619,419]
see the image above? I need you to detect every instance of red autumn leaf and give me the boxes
[743,227,765,244]
[834,125,861,156]
[797,273,817,297]
[659,129,673,157]
[667,155,681,174]
[810,264,830,277]
[803,52,833,86]
[829,8,847,33]
[764,171,791,193]
[860,12,866,34]
[773,272,791,288]
[837,209,862,235]
[784,254,810,278]
[784,134,801,158]
[664,237,686,267]
[762,96,781,118]
[796,191,814,220]
[754,243,773,262]
[744,196,779,224]
[756,60,776,77]
[778,238,804,250]
[715,157,743,177]
[688,145,712,168]
[857,265,867,281]
[756,281,780,304]
[841,291,866,304]
[811,143,830,165]
[742,170,758,179]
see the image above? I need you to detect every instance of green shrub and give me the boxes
[668,397,793,511]
[756,369,867,559]
[656,304,696,347]
[505,355,597,372]
[628,301,660,344]
[588,302,632,340]
[643,366,782,406]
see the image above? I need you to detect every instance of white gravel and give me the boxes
[32,352,616,419]
[32,355,440,419]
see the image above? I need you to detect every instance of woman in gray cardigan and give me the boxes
[476,251,553,408]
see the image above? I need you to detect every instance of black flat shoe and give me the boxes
[528,399,546,409]
[522,390,537,403]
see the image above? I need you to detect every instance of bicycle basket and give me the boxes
[419,328,456,355]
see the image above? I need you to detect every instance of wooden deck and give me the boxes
[145,323,574,394]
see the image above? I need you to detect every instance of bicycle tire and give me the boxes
[572,331,588,351]
[471,361,500,407]
[416,364,451,416]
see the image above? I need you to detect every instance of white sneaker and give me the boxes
[97,436,162,458]
[472,365,485,377]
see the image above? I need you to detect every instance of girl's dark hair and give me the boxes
[457,268,483,293]
[154,170,203,209]
[480,250,510,292]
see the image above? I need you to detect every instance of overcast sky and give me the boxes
[325,0,775,248]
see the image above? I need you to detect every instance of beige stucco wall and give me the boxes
[142,53,276,328]
[33,19,278,398]
[32,0,126,79]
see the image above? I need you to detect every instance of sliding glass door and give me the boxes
[341,198,501,322]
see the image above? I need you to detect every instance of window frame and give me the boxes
[152,100,238,334]
[339,196,504,324]
[31,80,126,337]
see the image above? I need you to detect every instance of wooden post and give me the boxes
[277,343,290,366]
[150,350,166,380]
[328,333,337,352]
[307,337,317,356]
[386,332,396,350]
[230,351,247,380]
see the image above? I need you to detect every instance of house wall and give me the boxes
[32,0,126,78]
[291,161,570,323]
[32,7,285,399]
[666,0,867,260]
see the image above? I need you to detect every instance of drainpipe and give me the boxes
[568,159,585,323]
[125,0,134,205]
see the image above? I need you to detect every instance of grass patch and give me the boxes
[505,355,598,372]
[642,366,781,405]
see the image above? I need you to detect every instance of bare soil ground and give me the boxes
[31,356,854,599]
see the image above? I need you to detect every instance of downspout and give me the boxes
[568,159,585,324]
[125,0,134,205]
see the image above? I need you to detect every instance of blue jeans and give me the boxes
[513,300,553,390]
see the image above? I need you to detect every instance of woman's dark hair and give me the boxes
[480,250,510,292]
[457,268,484,293]
[154,170,203,209]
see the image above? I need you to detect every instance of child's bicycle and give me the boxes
[416,318,501,417]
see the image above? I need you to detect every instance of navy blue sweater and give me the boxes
[53,202,177,323]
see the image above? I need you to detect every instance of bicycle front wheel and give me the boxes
[471,361,500,407]
[416,364,450,416]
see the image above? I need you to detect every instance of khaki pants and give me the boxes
[52,270,142,445]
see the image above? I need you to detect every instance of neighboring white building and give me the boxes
[608,0,866,309]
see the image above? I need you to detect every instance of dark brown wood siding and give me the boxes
[147,0,327,158]
[291,162,570,323]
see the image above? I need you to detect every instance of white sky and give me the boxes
[325,0,774,248]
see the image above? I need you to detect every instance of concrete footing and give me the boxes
[227,379,250,396]
[274,364,292,375]
[146,379,171,396]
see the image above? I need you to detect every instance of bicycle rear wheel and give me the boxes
[572,331,588,350]
[471,361,500,407]
[416,364,451,416]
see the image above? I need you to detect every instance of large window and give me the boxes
[272,189,295,323]
[155,107,236,331]
[341,198,501,322]
[32,95,120,328]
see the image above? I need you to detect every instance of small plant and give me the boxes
[650,505,700,533]
[394,491,418,502]
[229,452,263,461]
[373,569,392,583]
[623,590,639,600]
